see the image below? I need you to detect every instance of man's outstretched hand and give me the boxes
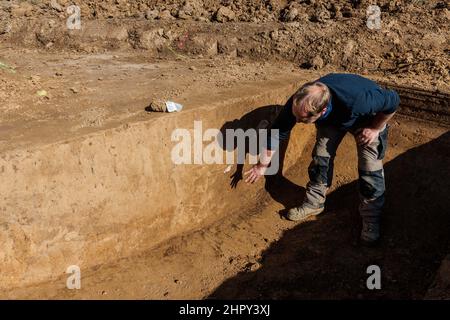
[355,127,380,146]
[244,164,268,184]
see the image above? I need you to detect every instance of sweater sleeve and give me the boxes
[353,87,400,115]
[266,96,297,150]
[381,88,401,114]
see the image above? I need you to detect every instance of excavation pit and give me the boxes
[0,51,449,299]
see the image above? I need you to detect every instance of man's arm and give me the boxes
[355,88,400,146]
[244,148,276,184]
[245,96,296,183]
[355,111,396,146]
[371,111,395,131]
[266,95,297,150]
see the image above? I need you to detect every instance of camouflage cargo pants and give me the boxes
[304,123,389,223]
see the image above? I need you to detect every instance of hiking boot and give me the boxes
[286,204,324,221]
[360,220,380,246]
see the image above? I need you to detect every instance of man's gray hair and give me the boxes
[293,81,331,116]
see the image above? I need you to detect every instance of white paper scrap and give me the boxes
[166,101,183,112]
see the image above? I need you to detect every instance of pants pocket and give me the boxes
[377,125,389,160]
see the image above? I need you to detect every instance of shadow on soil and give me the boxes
[209,131,450,299]
[218,104,284,189]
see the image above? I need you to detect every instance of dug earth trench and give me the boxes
[0,50,310,290]
[1,0,449,299]
[0,49,449,299]
[2,114,449,299]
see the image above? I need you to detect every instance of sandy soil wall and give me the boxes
[0,80,314,290]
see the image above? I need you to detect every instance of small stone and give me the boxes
[386,52,395,58]
[269,30,279,41]
[162,30,173,40]
[311,55,324,69]
[177,10,190,20]
[0,22,12,35]
[159,10,174,20]
[405,52,414,64]
[189,66,197,71]
[244,262,261,272]
[145,9,159,20]
[182,0,204,18]
[215,6,235,22]
[36,90,48,97]
[311,9,331,23]
[50,0,63,13]
[147,99,167,112]
[282,7,299,22]
[70,87,79,94]
[205,40,218,56]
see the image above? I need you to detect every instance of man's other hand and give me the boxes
[355,127,380,146]
[244,164,268,184]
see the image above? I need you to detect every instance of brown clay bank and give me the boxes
[1,110,449,299]
[0,67,310,290]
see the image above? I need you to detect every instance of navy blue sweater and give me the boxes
[267,73,400,150]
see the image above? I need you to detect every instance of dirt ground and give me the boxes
[1,0,449,299]
[1,0,449,89]
[0,47,308,152]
